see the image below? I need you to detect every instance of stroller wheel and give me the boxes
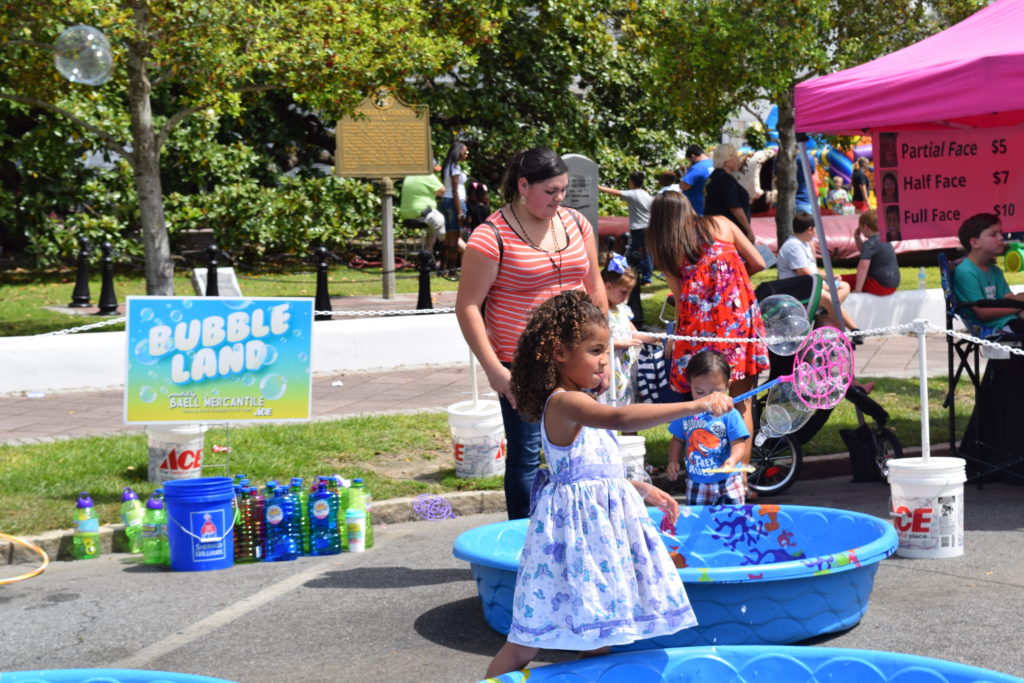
[749,434,802,496]
[874,427,903,479]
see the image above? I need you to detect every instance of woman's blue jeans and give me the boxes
[498,377,542,520]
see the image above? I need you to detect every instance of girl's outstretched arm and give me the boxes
[544,390,732,445]
[632,480,680,525]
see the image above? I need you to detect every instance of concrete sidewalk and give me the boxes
[0,333,950,445]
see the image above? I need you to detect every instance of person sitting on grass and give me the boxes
[952,213,1024,334]
[840,209,900,296]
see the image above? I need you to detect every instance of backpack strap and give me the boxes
[483,219,503,269]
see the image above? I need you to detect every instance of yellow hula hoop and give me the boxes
[0,532,51,584]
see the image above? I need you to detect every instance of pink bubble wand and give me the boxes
[732,327,855,410]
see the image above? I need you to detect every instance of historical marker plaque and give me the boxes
[335,87,432,178]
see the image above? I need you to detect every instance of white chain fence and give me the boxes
[34,307,1024,359]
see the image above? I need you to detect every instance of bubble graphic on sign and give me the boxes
[134,339,160,366]
[182,300,193,309]
[169,310,183,323]
[242,373,256,386]
[54,25,114,86]
[223,300,250,310]
[139,307,154,322]
[298,352,308,362]
[139,386,157,403]
[292,329,302,338]
[260,374,287,400]
[263,345,279,365]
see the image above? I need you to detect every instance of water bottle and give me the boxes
[72,492,101,559]
[290,477,310,555]
[119,487,145,554]
[308,482,342,555]
[142,492,169,566]
[321,475,349,551]
[918,267,927,290]
[347,478,374,549]
[263,480,280,498]
[234,487,265,563]
[264,486,301,561]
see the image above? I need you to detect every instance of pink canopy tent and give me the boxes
[794,0,1024,134]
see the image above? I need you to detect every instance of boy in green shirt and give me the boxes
[952,213,1024,334]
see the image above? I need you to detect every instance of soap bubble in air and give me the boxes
[759,294,810,356]
[54,25,114,86]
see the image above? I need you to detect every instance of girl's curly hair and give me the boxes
[511,290,608,421]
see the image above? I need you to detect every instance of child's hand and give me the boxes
[639,483,680,525]
[700,392,733,416]
[665,460,681,481]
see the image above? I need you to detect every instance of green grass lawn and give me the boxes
[0,375,970,536]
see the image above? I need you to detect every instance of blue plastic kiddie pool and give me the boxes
[452,504,898,649]
[475,645,1024,682]
[0,670,234,682]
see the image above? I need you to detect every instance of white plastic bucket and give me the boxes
[618,435,646,480]
[147,424,208,484]
[887,456,966,559]
[447,400,506,478]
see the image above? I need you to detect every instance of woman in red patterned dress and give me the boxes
[646,192,769,493]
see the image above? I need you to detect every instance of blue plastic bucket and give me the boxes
[163,477,235,572]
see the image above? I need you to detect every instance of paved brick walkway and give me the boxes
[0,332,952,445]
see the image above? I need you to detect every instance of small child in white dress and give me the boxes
[598,253,651,407]
[485,290,733,678]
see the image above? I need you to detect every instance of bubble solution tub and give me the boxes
[475,645,1024,683]
[452,504,898,649]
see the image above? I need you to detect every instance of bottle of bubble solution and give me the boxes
[119,486,145,554]
[72,492,101,560]
[309,481,342,555]
[142,491,169,566]
[234,486,265,563]
[290,477,310,555]
[918,266,927,290]
[321,475,349,551]
[264,486,301,561]
[347,478,374,549]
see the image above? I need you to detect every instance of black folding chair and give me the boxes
[937,252,1024,485]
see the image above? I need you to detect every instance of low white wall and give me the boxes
[0,313,468,395]
[843,284,1024,333]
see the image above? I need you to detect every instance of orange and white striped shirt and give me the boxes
[467,206,595,362]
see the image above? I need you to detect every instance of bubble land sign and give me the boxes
[124,297,314,423]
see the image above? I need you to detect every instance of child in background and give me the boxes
[665,349,749,505]
[826,176,853,214]
[599,252,650,407]
[464,179,491,233]
[840,209,900,296]
[485,290,732,678]
[952,213,1024,334]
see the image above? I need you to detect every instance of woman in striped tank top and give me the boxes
[456,147,608,519]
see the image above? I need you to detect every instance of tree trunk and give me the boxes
[774,90,797,247]
[126,5,174,296]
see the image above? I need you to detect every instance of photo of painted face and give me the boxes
[881,172,899,203]
[885,206,902,242]
[878,133,898,168]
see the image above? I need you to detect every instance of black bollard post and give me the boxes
[205,244,220,296]
[626,239,644,329]
[416,249,435,310]
[314,246,333,321]
[96,241,119,316]
[69,235,92,308]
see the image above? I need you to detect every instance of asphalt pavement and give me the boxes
[2,476,1022,682]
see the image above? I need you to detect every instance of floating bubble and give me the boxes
[138,386,157,403]
[759,294,810,356]
[758,381,815,440]
[134,338,160,366]
[259,374,287,400]
[54,25,114,86]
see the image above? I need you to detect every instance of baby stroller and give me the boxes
[749,276,903,495]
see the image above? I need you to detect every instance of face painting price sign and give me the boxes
[124,297,314,423]
[873,128,1024,242]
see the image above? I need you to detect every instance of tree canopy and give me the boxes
[0,0,505,293]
